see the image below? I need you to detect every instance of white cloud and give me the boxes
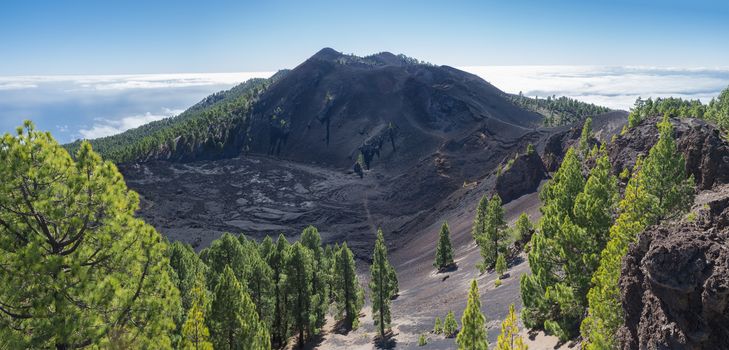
[0,81,38,90]
[79,108,184,139]
[458,65,729,110]
[0,72,275,91]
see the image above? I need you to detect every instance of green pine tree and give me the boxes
[477,195,507,271]
[520,147,591,338]
[513,213,533,244]
[495,254,507,278]
[0,122,179,348]
[267,234,291,347]
[434,221,456,271]
[181,284,213,350]
[239,236,274,329]
[434,317,443,334]
[495,304,528,350]
[641,116,695,220]
[208,266,269,350]
[443,311,459,338]
[169,241,208,343]
[456,280,488,349]
[471,195,490,241]
[370,229,398,339]
[259,235,275,262]
[332,242,365,330]
[582,116,694,349]
[324,243,338,303]
[202,233,247,292]
[286,242,315,348]
[579,117,593,156]
[300,225,329,333]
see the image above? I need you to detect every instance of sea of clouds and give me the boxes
[0,67,727,143]
[462,66,729,110]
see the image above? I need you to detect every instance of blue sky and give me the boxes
[2,0,729,75]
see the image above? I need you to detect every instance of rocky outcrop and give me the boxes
[495,151,547,203]
[608,117,729,190]
[618,186,729,349]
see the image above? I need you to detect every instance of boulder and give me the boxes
[495,151,548,203]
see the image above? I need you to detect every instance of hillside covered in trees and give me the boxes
[626,86,729,131]
[508,93,612,127]
[64,73,286,163]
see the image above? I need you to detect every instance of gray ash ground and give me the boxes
[120,155,376,251]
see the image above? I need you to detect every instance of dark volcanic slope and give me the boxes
[119,48,565,255]
[243,48,544,173]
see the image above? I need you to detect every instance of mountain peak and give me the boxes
[310,47,342,61]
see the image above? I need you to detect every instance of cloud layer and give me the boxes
[79,108,185,139]
[0,72,274,92]
[460,66,729,110]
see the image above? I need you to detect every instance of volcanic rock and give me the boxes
[618,186,729,349]
[608,117,729,190]
[495,150,547,203]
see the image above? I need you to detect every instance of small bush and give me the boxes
[418,334,427,346]
[495,254,507,278]
[495,278,503,287]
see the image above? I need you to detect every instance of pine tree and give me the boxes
[513,213,533,244]
[169,241,207,311]
[286,242,315,348]
[238,236,274,329]
[477,194,507,271]
[370,229,398,339]
[0,122,179,348]
[324,243,338,303]
[471,195,490,241]
[208,266,269,350]
[418,334,428,346]
[181,285,213,350]
[444,311,459,338]
[495,254,507,278]
[434,221,456,271]
[332,242,364,330]
[582,117,694,349]
[169,241,208,343]
[570,151,618,295]
[520,147,593,339]
[434,317,443,334]
[495,304,528,350]
[300,225,329,333]
[641,116,695,220]
[202,233,246,292]
[456,280,488,349]
[267,234,290,347]
[259,235,275,261]
[579,117,593,156]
